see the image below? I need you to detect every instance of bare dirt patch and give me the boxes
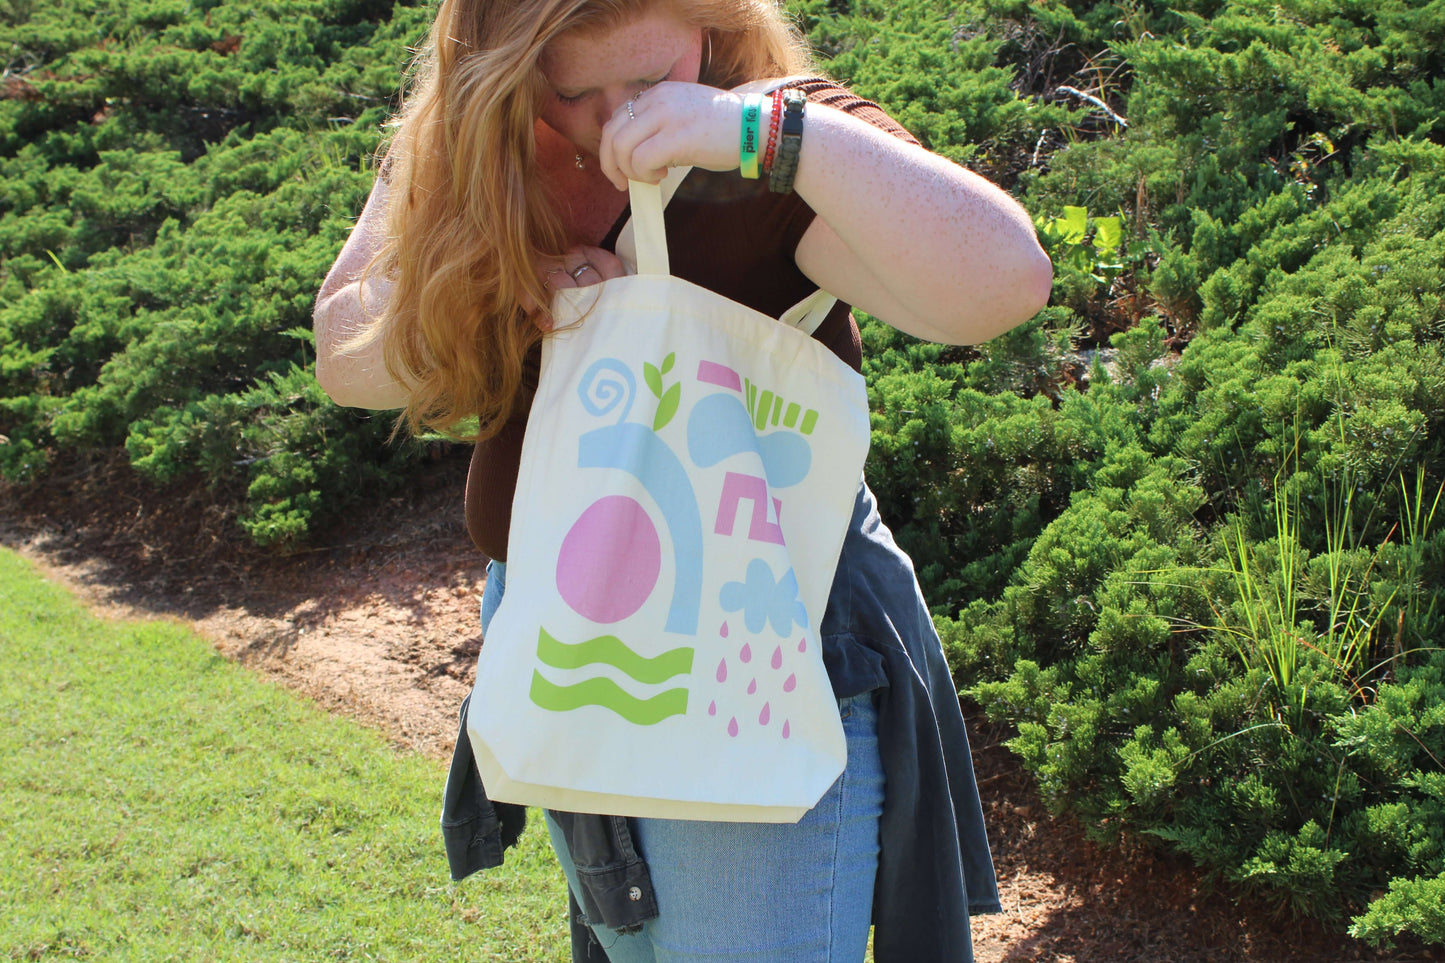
[3,452,1440,963]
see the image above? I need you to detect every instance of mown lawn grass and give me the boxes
[0,547,569,962]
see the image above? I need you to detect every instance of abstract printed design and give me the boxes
[687,393,811,489]
[570,359,703,635]
[719,559,808,636]
[532,354,830,745]
[714,472,784,545]
[529,627,693,725]
[710,621,810,741]
[556,495,661,623]
[744,377,819,435]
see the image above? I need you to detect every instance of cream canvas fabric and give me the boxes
[467,179,870,822]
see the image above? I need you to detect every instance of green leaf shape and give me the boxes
[661,352,675,376]
[1092,216,1123,255]
[643,362,663,398]
[536,627,694,685]
[529,672,689,726]
[1058,206,1089,244]
[653,382,681,432]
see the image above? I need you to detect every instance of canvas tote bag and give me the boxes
[467,174,870,822]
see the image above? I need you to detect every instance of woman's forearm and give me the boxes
[313,176,411,410]
[791,103,1053,345]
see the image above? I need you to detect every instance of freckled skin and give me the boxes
[538,10,702,161]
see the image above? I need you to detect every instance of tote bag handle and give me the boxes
[618,174,838,337]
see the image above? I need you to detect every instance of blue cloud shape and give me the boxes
[719,559,808,636]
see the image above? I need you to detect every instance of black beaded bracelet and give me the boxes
[768,89,806,195]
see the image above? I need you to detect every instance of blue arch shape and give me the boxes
[579,423,703,636]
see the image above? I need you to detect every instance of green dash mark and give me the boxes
[536,627,694,684]
[743,378,818,435]
[529,672,689,725]
[754,389,774,431]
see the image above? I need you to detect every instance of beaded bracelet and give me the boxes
[768,89,806,194]
[738,93,763,179]
[762,89,784,174]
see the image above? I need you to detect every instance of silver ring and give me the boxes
[625,100,636,120]
[570,263,595,281]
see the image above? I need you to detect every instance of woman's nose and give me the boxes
[597,89,631,128]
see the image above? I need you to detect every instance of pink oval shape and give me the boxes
[771,645,783,670]
[759,702,771,725]
[783,673,796,693]
[716,659,727,683]
[797,637,807,653]
[708,700,717,716]
[740,643,752,663]
[556,496,661,623]
[747,678,757,695]
[720,622,729,638]
[727,717,739,738]
[782,720,791,739]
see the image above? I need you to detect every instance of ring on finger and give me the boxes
[625,100,636,120]
[570,263,596,281]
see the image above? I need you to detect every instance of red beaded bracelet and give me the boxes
[762,88,784,173]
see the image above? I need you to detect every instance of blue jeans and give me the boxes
[479,561,884,962]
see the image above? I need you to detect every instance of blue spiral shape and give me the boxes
[578,358,636,425]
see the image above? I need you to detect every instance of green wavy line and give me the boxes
[536,627,694,684]
[529,671,689,725]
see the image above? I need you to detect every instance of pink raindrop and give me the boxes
[771,646,783,670]
[747,678,757,695]
[716,659,728,683]
[759,702,771,725]
[727,717,739,738]
[782,720,791,739]
[720,622,729,638]
[740,643,752,663]
[708,700,717,716]
[797,637,807,653]
[783,673,796,693]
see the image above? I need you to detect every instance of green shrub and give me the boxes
[0,0,425,543]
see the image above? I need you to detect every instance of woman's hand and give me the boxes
[525,245,627,318]
[597,82,745,190]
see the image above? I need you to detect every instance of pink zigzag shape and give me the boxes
[714,471,785,545]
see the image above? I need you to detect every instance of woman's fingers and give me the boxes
[530,246,623,327]
[569,246,626,284]
[600,84,746,189]
[601,100,663,189]
[538,246,626,293]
